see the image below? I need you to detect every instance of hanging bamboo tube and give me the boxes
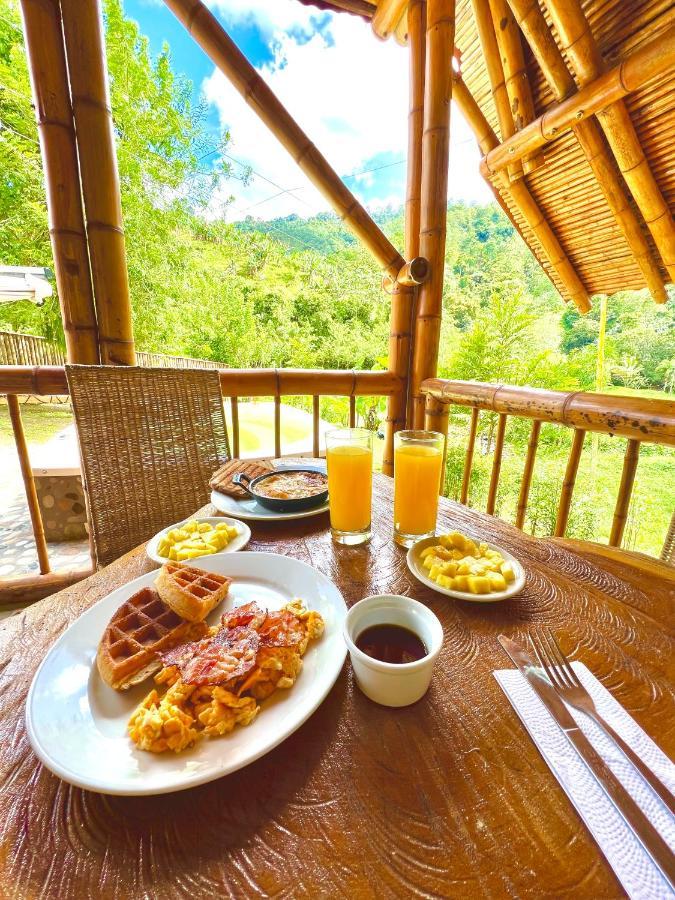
[163,0,405,281]
[515,418,540,528]
[19,0,99,364]
[543,0,675,282]
[481,25,675,178]
[410,0,456,429]
[609,439,640,547]
[452,76,590,312]
[60,0,136,365]
[486,413,507,515]
[506,0,667,303]
[554,428,586,537]
[460,407,479,504]
[372,0,408,40]
[488,0,543,174]
[470,0,522,181]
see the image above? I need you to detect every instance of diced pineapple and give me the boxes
[420,546,437,560]
[456,562,471,576]
[447,531,466,550]
[434,547,454,560]
[438,534,453,549]
[467,575,490,594]
[436,574,453,589]
[500,561,515,583]
[463,538,478,556]
[441,561,458,577]
[183,521,198,533]
[487,571,507,592]
[451,548,464,560]
[429,564,443,581]
[197,523,212,533]
[452,575,469,592]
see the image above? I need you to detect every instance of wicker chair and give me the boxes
[66,365,230,568]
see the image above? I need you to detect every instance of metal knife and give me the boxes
[498,634,675,890]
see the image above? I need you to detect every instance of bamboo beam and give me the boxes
[7,395,50,575]
[470,0,522,180]
[0,567,92,606]
[410,0,456,428]
[420,378,675,446]
[515,417,540,528]
[480,24,675,189]
[381,257,430,292]
[543,0,675,282]
[163,0,405,280]
[424,395,449,494]
[486,412,507,515]
[452,76,590,312]
[406,0,426,262]
[460,406,479,504]
[555,428,586,536]
[230,396,240,458]
[60,0,136,364]
[372,0,408,40]
[488,0,543,174]
[609,439,640,547]
[19,0,99,365]
[507,0,667,304]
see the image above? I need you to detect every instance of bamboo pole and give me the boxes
[19,0,99,365]
[406,0,426,262]
[506,0,667,304]
[7,395,50,575]
[372,0,408,40]
[554,428,586,536]
[470,0,523,180]
[460,406,479,504]
[488,0,543,174]
[230,396,240,458]
[452,76,590,312]
[312,396,320,458]
[543,0,675,282]
[410,0,456,429]
[274,395,281,458]
[163,0,405,281]
[486,412,507,515]
[349,396,357,427]
[60,0,136,365]
[0,567,92,607]
[424,395,449,494]
[515,418,540,528]
[384,282,416,474]
[609,439,641,547]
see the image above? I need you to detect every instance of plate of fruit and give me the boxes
[147,516,251,565]
[407,529,525,602]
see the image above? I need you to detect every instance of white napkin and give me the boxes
[494,662,675,900]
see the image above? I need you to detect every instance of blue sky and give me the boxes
[123,0,490,220]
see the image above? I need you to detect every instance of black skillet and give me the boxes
[232,468,328,512]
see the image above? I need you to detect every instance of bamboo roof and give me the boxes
[298,0,675,306]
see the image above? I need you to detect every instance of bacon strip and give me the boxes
[258,609,305,648]
[161,626,259,686]
[220,602,267,631]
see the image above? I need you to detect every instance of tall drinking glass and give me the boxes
[325,428,373,545]
[393,430,445,547]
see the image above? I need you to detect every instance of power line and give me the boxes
[0,119,39,146]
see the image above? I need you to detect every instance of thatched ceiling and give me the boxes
[297,0,675,305]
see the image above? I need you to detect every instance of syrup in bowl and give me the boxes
[355,623,427,665]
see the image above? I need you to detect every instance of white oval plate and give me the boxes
[407,535,525,602]
[26,552,347,796]
[210,490,329,522]
[146,516,251,564]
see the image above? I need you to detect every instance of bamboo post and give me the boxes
[60,0,136,365]
[488,0,543,174]
[410,0,456,429]
[542,0,675,282]
[384,282,416,474]
[452,76,590,312]
[312,396,320,457]
[506,0,667,303]
[372,0,408,40]
[163,0,405,281]
[554,428,586,537]
[515,418,540,528]
[486,412,507,515]
[470,0,522,180]
[424,395,449,494]
[274,395,281,458]
[19,0,99,364]
[349,395,357,428]
[460,407,479,504]
[7,395,50,575]
[230,397,240,458]
[609,439,641,547]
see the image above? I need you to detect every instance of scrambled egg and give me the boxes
[128,599,324,754]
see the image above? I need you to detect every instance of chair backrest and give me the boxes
[66,365,229,567]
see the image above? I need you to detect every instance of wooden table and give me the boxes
[1,475,673,898]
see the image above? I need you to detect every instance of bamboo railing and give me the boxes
[0,365,400,604]
[421,378,675,551]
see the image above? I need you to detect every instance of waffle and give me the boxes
[155,562,232,623]
[209,459,273,498]
[97,587,208,691]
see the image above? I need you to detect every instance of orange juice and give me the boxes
[394,443,443,536]
[326,445,373,532]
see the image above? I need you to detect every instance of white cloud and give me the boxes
[201,3,492,223]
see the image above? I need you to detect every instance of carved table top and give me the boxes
[1,474,672,898]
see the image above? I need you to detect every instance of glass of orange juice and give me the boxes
[325,428,373,545]
[393,430,445,547]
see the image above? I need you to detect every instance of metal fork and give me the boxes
[530,629,675,816]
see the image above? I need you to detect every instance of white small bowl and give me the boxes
[344,594,443,707]
[146,516,251,564]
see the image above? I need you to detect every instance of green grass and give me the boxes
[0,401,74,447]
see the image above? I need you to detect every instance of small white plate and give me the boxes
[26,552,347,796]
[210,490,330,522]
[407,535,525,602]
[146,516,251,564]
